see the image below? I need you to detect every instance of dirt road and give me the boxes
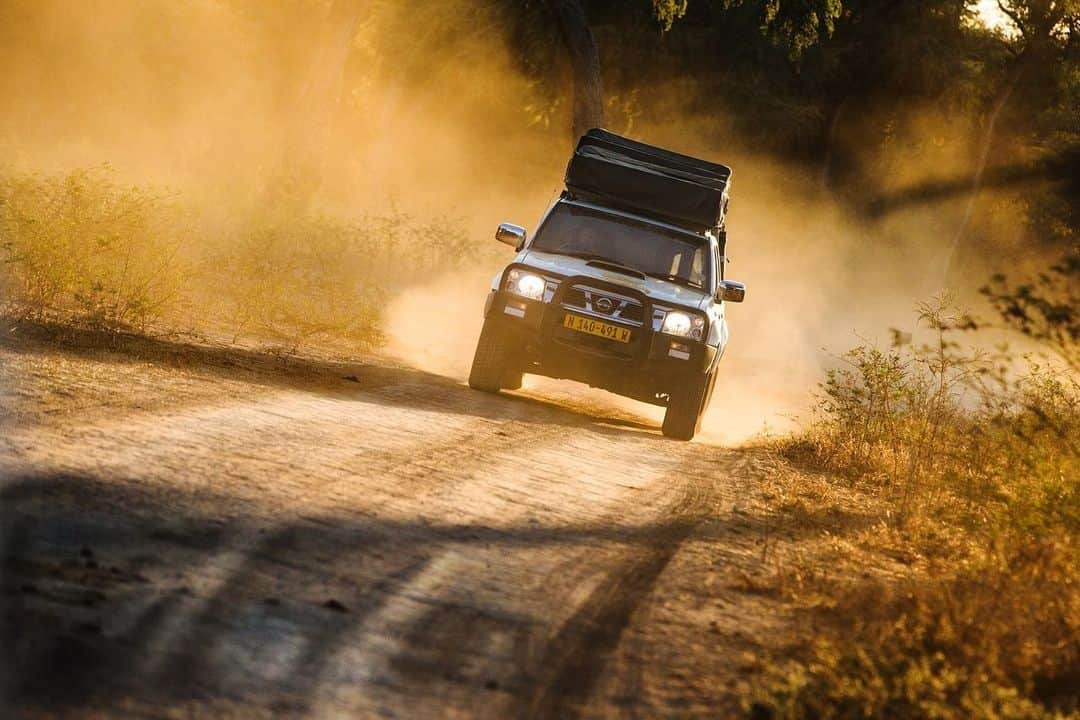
[1,324,792,718]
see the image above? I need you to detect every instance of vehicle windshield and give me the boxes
[530,204,711,289]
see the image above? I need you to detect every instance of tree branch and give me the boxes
[997,0,1028,38]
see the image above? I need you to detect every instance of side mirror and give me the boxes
[495,223,527,249]
[716,280,746,303]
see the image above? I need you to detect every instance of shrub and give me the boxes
[0,166,476,349]
[212,208,474,350]
[980,251,1080,373]
[758,542,1080,719]
[213,215,386,348]
[762,296,1080,719]
[809,299,988,521]
[0,167,186,329]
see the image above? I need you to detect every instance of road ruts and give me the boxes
[1,336,750,719]
[520,471,714,720]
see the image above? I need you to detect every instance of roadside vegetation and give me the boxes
[0,166,473,350]
[751,268,1079,718]
[0,168,188,330]
[1,1,1077,712]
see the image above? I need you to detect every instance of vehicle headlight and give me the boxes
[661,310,705,340]
[505,269,546,301]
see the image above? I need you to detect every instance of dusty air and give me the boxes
[1,1,1076,718]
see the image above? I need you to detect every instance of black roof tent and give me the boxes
[564,128,731,232]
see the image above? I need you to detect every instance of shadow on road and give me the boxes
[0,321,787,716]
[1,316,660,437]
[0,472,721,717]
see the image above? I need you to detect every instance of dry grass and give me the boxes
[0,167,186,329]
[745,300,1080,719]
[205,209,471,350]
[0,166,474,350]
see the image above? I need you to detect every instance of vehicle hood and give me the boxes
[520,249,709,309]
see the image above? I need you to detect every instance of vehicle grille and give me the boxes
[562,285,645,326]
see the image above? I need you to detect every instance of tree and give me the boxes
[760,0,843,60]
[813,0,972,191]
[541,0,844,143]
[546,0,605,142]
[652,0,689,30]
[946,0,1079,276]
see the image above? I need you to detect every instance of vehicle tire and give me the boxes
[501,365,524,391]
[702,365,720,412]
[468,319,521,393]
[662,371,711,441]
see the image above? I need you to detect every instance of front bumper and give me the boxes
[484,283,717,406]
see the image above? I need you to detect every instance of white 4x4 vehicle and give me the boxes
[469,130,745,441]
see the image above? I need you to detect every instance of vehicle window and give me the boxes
[531,204,710,289]
[669,254,683,276]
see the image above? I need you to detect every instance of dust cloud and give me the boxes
[0,0,1019,443]
[385,135,979,443]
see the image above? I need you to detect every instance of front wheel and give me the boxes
[468,319,522,393]
[662,371,712,441]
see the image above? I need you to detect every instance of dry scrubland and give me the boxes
[2,0,1078,715]
[2,167,1079,718]
[0,166,474,348]
[750,298,1079,718]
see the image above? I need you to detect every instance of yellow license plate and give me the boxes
[562,313,632,343]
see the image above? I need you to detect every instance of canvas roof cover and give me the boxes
[564,129,731,231]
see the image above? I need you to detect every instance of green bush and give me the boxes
[0,167,186,329]
[806,299,1078,536]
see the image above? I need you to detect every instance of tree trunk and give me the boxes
[546,0,604,143]
[272,0,367,208]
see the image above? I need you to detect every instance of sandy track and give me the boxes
[0,327,782,718]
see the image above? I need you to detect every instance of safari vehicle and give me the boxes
[468,129,746,440]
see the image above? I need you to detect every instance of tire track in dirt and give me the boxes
[3,342,750,718]
[3,382,585,521]
[291,426,693,718]
[3,382,610,705]
[138,406,586,703]
[309,439,716,718]
[521,468,713,719]
[1,372,602,712]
